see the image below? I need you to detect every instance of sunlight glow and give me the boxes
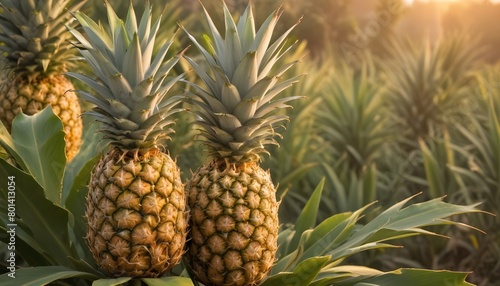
[404,0,500,4]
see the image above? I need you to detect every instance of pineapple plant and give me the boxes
[182,2,302,285]
[67,1,187,278]
[0,0,85,160]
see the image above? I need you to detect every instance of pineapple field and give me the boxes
[0,0,499,285]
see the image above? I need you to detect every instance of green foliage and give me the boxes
[262,52,327,222]
[287,179,325,253]
[445,69,500,282]
[362,38,495,285]
[0,1,497,285]
[267,187,481,285]
[141,277,195,286]
[0,107,103,279]
[0,160,72,266]
[0,107,484,285]
[320,269,473,286]
[458,72,500,197]
[419,131,468,201]
[261,256,330,286]
[384,34,479,149]
[0,266,195,286]
[8,108,66,203]
[319,57,388,174]
[322,163,378,217]
[0,266,99,286]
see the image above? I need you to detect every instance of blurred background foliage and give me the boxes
[5,0,497,285]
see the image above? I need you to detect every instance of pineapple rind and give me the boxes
[187,159,278,286]
[0,74,82,160]
[86,147,187,278]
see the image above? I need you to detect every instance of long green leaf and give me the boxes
[142,277,195,286]
[262,256,330,286]
[304,212,354,251]
[0,266,99,286]
[333,268,473,286]
[298,204,370,265]
[92,277,132,286]
[68,258,103,277]
[0,120,27,170]
[420,139,444,198]
[62,118,103,204]
[310,266,383,286]
[65,154,100,265]
[10,107,66,204]
[0,159,73,266]
[274,192,482,276]
[0,224,51,266]
[288,178,325,251]
[328,196,482,261]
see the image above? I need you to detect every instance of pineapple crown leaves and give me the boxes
[67,0,185,150]
[0,0,86,78]
[182,1,304,163]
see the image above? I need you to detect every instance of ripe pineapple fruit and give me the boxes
[0,0,84,160]
[183,3,302,285]
[68,1,187,277]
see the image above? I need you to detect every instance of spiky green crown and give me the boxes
[183,2,302,163]
[0,0,86,78]
[68,1,183,150]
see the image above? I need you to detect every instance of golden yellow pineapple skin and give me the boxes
[0,74,82,160]
[187,159,279,286]
[85,148,187,278]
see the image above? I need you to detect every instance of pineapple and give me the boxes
[67,1,187,277]
[183,3,302,285]
[0,0,84,160]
